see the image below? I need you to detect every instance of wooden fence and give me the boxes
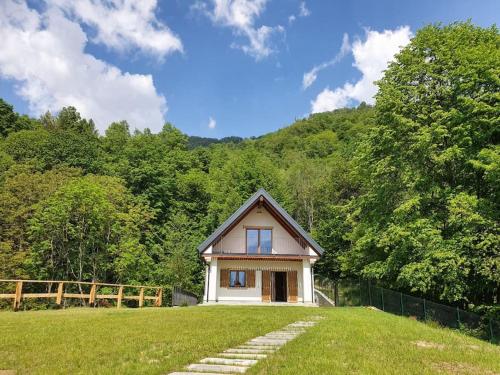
[0,279,163,310]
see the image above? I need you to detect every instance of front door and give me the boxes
[273,272,287,302]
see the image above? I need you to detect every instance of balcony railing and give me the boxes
[211,236,308,255]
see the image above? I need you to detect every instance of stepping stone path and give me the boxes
[168,317,322,374]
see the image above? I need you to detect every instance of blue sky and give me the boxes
[0,1,498,137]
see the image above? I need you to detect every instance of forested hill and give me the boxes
[187,135,244,149]
[0,22,498,316]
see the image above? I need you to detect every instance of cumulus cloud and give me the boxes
[0,0,168,133]
[193,0,283,60]
[303,33,350,89]
[49,0,183,59]
[208,116,216,129]
[311,26,412,113]
[298,2,311,17]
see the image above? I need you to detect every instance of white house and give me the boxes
[199,188,324,304]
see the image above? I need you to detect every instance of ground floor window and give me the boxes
[229,270,246,287]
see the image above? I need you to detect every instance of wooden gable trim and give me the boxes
[212,201,307,253]
[211,200,259,249]
[198,189,324,256]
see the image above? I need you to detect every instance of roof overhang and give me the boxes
[197,188,324,256]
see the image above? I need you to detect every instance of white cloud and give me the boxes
[288,1,310,26]
[311,26,412,113]
[303,33,350,89]
[193,0,283,60]
[208,116,216,129]
[299,2,310,17]
[311,87,351,113]
[0,0,167,133]
[49,0,183,59]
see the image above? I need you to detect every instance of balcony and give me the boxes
[211,236,309,256]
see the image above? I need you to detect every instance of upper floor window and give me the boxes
[246,228,272,254]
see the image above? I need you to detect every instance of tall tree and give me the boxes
[28,175,153,284]
[345,22,499,306]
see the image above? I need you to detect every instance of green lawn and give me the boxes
[0,306,498,375]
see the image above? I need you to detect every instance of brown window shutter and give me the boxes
[287,271,298,303]
[220,269,229,288]
[247,270,255,288]
[262,271,271,302]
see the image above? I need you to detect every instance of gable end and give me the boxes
[197,188,324,256]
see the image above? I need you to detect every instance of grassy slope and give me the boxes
[0,306,313,375]
[0,306,498,375]
[248,308,500,375]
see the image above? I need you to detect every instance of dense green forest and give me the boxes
[0,22,498,315]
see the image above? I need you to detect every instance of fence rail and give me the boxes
[316,278,499,344]
[0,279,163,310]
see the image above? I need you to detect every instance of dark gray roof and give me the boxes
[197,188,324,256]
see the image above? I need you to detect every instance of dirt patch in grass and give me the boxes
[431,362,500,375]
[308,315,326,320]
[464,344,480,351]
[414,340,446,350]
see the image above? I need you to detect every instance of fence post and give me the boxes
[400,292,404,316]
[13,281,23,310]
[359,278,362,306]
[489,319,494,343]
[89,283,96,306]
[138,287,144,308]
[56,282,64,305]
[368,280,372,306]
[423,298,427,321]
[456,307,461,328]
[117,286,124,308]
[334,281,339,306]
[155,288,162,307]
[381,288,385,311]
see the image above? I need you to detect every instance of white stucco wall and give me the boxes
[302,259,313,303]
[214,206,307,255]
[207,258,218,302]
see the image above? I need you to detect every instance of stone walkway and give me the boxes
[168,318,320,374]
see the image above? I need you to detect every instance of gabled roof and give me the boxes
[197,188,324,256]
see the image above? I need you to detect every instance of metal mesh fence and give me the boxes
[172,286,199,306]
[315,279,335,302]
[323,278,499,344]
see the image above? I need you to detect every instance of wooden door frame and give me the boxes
[269,271,288,302]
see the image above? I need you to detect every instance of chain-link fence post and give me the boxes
[423,298,427,321]
[359,278,362,306]
[331,280,335,306]
[334,280,339,306]
[489,319,494,343]
[456,306,461,328]
[400,292,404,316]
[368,279,372,306]
[381,287,385,311]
